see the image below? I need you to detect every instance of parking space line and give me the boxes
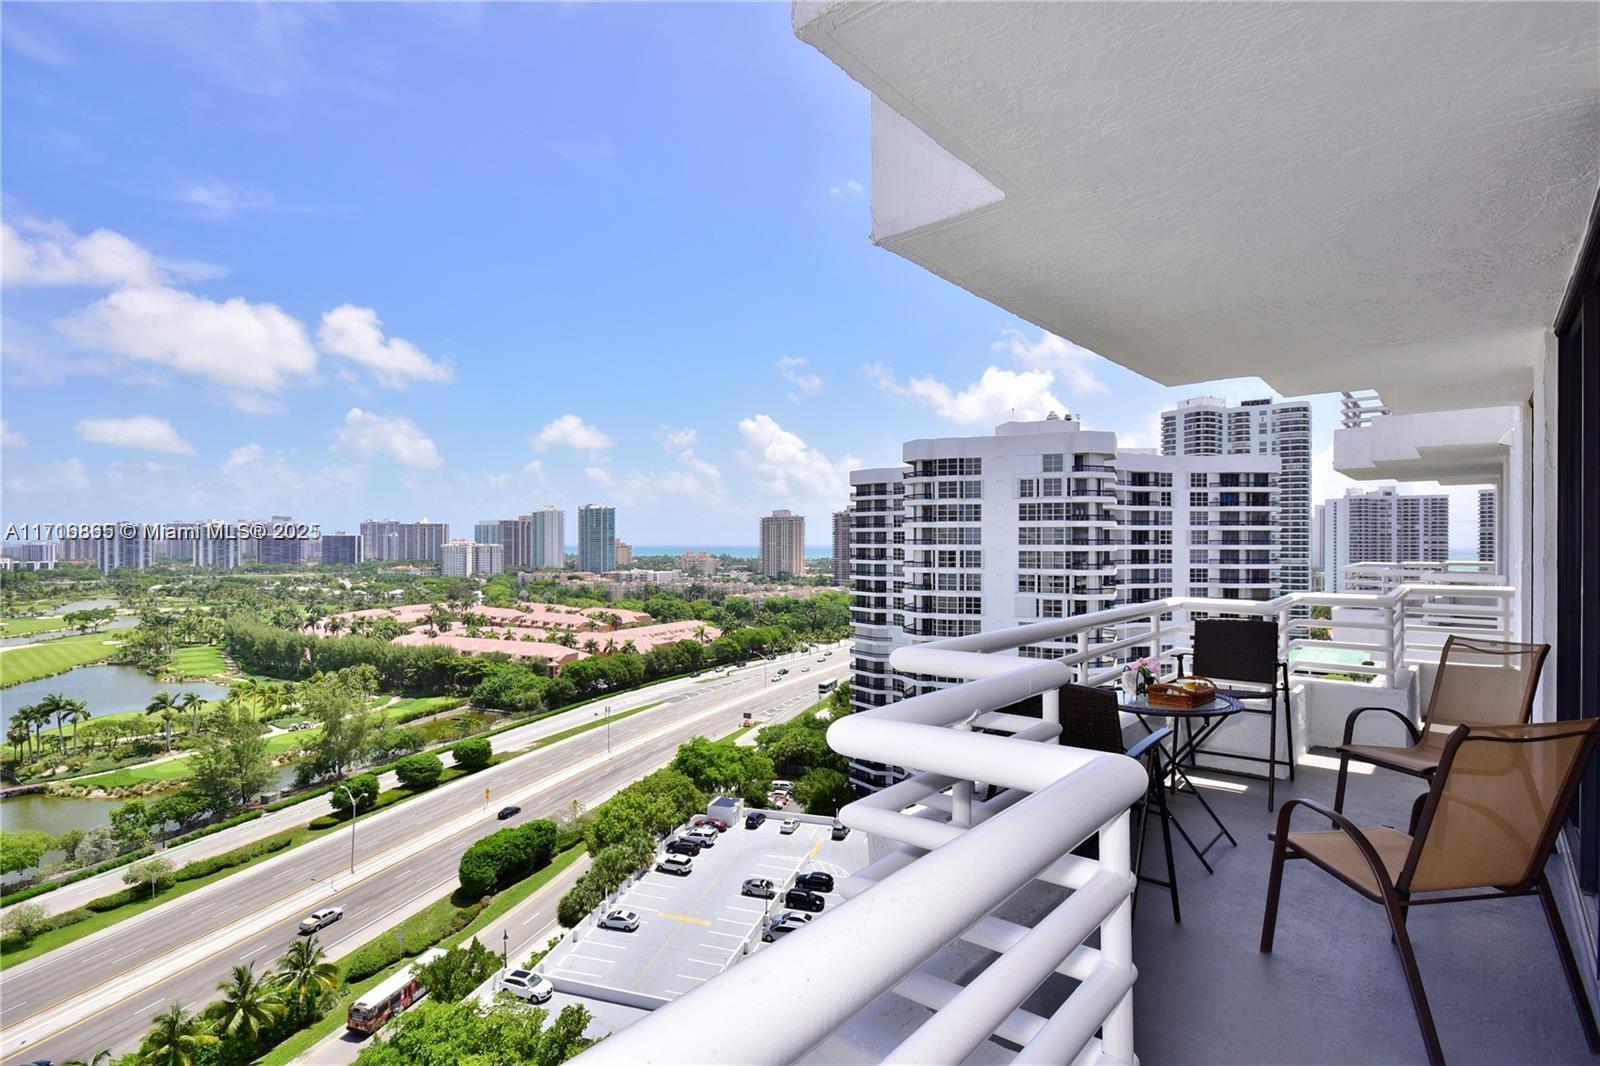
[702,930,745,940]
[629,890,671,901]
[578,940,627,951]
[565,952,618,965]
[684,957,722,967]
[551,966,604,979]
[676,973,709,982]
[657,912,712,926]
[722,904,766,916]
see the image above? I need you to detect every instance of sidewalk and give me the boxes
[291,853,593,1065]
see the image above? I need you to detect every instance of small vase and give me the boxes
[1121,670,1139,701]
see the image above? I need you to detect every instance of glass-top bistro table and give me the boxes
[1117,690,1242,872]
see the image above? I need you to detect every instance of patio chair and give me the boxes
[1333,635,1549,813]
[1058,684,1181,922]
[1174,618,1293,810]
[1260,718,1600,1066]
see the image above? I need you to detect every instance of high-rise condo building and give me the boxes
[360,518,449,564]
[320,532,360,566]
[759,510,807,578]
[475,542,504,576]
[473,521,501,546]
[1161,396,1311,595]
[844,414,1280,792]
[97,524,152,574]
[577,505,616,573]
[442,540,504,577]
[1,542,57,570]
[190,523,242,570]
[257,515,303,566]
[831,509,851,586]
[1319,487,1450,591]
[531,506,566,570]
[615,539,633,567]
[1479,488,1498,564]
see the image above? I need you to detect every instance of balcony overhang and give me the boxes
[794,2,1598,413]
[1334,406,1519,484]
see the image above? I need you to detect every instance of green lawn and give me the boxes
[0,632,121,687]
[0,615,67,637]
[172,645,227,677]
[68,756,200,790]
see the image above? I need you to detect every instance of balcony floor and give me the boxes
[1133,755,1595,1065]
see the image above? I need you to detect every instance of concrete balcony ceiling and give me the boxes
[794,2,1598,413]
[1334,405,1521,483]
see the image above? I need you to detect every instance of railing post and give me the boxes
[1075,630,1089,685]
[1099,809,1135,1062]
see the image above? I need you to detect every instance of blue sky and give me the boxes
[0,2,1482,548]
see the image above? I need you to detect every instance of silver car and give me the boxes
[297,906,342,934]
[597,909,640,932]
[500,969,554,1003]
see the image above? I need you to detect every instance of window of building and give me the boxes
[1042,453,1064,473]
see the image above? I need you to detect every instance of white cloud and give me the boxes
[317,305,452,388]
[3,21,73,65]
[58,284,318,410]
[334,408,443,469]
[775,356,824,401]
[176,179,316,221]
[220,443,361,503]
[75,415,195,455]
[829,179,864,200]
[737,414,857,500]
[992,328,1108,395]
[524,458,546,479]
[584,465,615,488]
[5,457,90,494]
[865,362,1069,426]
[2,218,218,288]
[533,414,613,453]
[1,420,26,448]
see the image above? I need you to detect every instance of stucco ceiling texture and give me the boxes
[798,2,1599,413]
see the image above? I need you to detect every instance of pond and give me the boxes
[0,615,137,650]
[0,665,231,731]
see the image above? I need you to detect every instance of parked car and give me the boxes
[499,969,554,1003]
[794,871,835,893]
[744,811,767,829]
[298,907,343,934]
[666,837,702,856]
[657,855,694,877]
[687,828,718,848]
[598,909,640,932]
[831,820,851,841]
[693,815,730,832]
[497,805,521,821]
[761,911,816,942]
[784,888,825,913]
[741,877,777,899]
[772,780,793,791]
[780,818,801,834]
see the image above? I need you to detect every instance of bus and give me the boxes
[346,948,447,1034]
[817,678,838,695]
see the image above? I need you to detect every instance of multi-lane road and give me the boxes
[0,651,846,1064]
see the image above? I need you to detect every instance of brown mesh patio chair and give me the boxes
[1334,635,1549,813]
[1261,718,1600,1066]
[1058,684,1181,922]
[1175,617,1294,810]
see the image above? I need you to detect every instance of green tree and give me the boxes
[146,690,178,753]
[189,702,273,812]
[110,799,154,851]
[414,940,500,1003]
[1,901,53,943]
[354,998,593,1066]
[122,856,176,898]
[273,936,340,1024]
[452,736,492,772]
[139,1003,219,1066]
[213,962,285,1043]
[330,772,380,819]
[395,752,444,791]
[0,829,55,874]
[794,767,855,817]
[302,672,374,779]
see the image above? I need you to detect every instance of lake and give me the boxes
[0,615,136,650]
[0,665,231,731]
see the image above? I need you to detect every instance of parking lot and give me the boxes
[541,811,868,1004]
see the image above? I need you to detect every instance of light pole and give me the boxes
[502,930,509,970]
[335,784,357,875]
[605,705,611,754]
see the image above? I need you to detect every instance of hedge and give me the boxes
[341,898,485,983]
[456,821,556,900]
[451,736,491,771]
[395,752,443,791]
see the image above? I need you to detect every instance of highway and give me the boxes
[0,650,847,1064]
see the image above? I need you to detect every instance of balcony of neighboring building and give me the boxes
[1334,393,1523,485]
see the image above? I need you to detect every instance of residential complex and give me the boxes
[831,509,850,586]
[255,515,303,567]
[843,414,1280,788]
[1162,395,1311,594]
[319,532,360,566]
[441,539,504,577]
[577,504,616,573]
[0,541,57,570]
[530,506,565,570]
[359,518,449,564]
[758,509,806,578]
[1479,487,1498,564]
[678,550,717,577]
[1318,486,1450,591]
[614,539,633,567]
[95,524,152,574]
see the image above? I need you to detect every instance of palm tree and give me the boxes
[38,693,70,753]
[273,937,339,1019]
[7,718,30,760]
[175,692,204,737]
[64,699,90,751]
[63,1051,113,1066]
[214,962,284,1043]
[147,691,178,753]
[621,639,638,655]
[324,615,345,638]
[582,638,600,655]
[140,1003,217,1066]
[694,625,709,645]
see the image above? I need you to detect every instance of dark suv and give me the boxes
[784,887,825,913]
[794,871,834,893]
[744,811,766,829]
[665,837,702,856]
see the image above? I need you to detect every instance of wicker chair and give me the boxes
[1334,635,1550,813]
[1261,718,1600,1066]
[1175,618,1293,809]
[1058,684,1181,922]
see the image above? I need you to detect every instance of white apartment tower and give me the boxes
[845,414,1280,793]
[758,510,806,578]
[1479,487,1498,564]
[1162,396,1311,595]
[1320,487,1450,591]
[530,506,565,570]
[831,509,851,586]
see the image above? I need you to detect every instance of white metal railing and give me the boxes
[1341,560,1504,592]
[581,630,1148,1064]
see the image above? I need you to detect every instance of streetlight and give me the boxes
[335,784,357,875]
[502,930,509,970]
[605,705,611,754]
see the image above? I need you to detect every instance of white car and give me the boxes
[298,906,343,934]
[780,818,801,835]
[762,911,816,942]
[597,909,640,932]
[656,854,694,876]
[816,656,826,663]
[499,969,554,1003]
